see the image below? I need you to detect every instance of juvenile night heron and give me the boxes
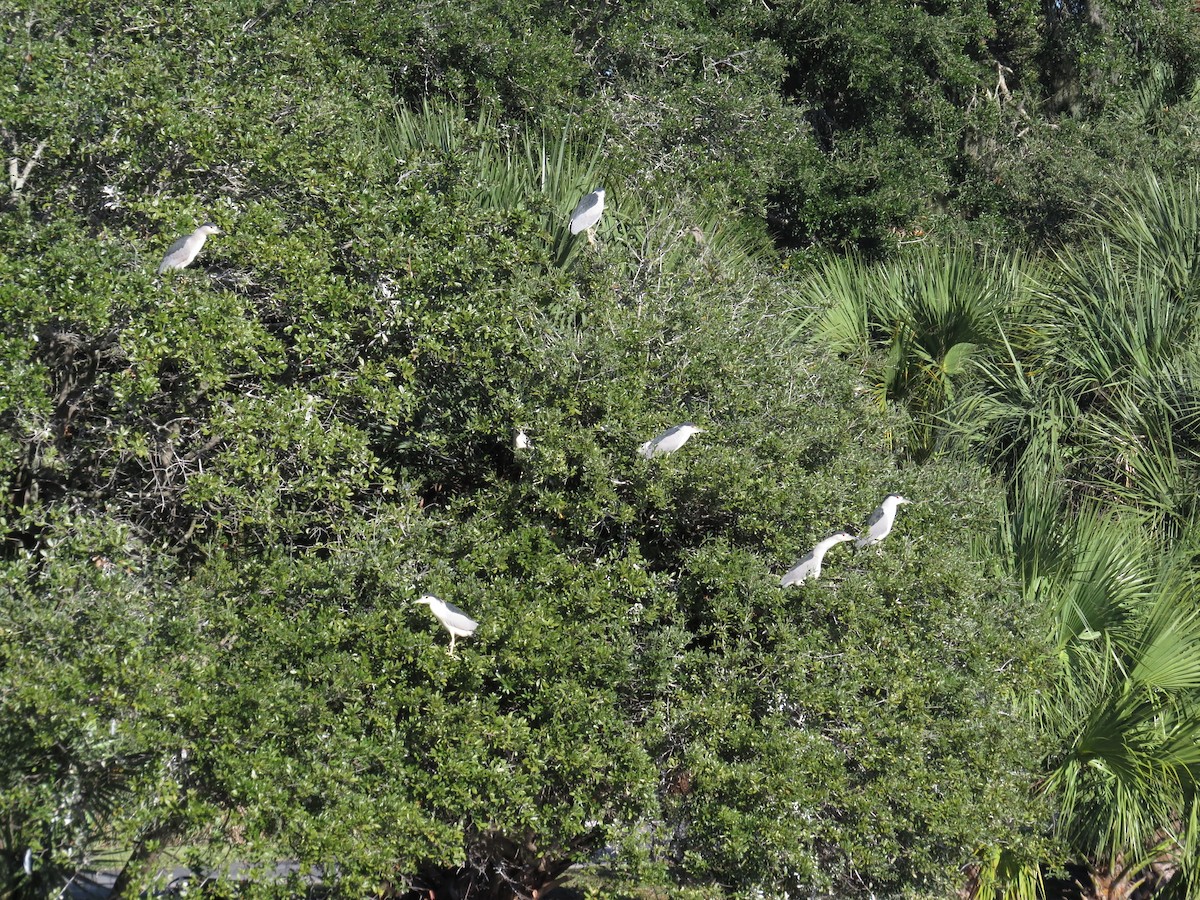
[569,188,605,241]
[856,494,913,550]
[780,531,855,587]
[157,223,222,275]
[414,594,478,655]
[638,422,703,459]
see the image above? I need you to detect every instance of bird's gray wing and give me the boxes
[781,551,817,585]
[158,234,195,273]
[570,193,600,221]
[443,600,479,630]
[159,234,190,261]
[865,505,886,527]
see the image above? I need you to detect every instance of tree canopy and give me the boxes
[4,0,1200,898]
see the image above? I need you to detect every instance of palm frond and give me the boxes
[790,243,1037,459]
[969,845,1046,900]
[1127,565,1200,693]
[1087,171,1200,297]
[787,253,874,355]
[379,101,608,270]
[1029,517,1200,880]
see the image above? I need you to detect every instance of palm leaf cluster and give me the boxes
[989,494,1200,899]
[380,102,770,279]
[974,176,1200,897]
[962,173,1200,538]
[792,243,1034,460]
[792,173,1200,897]
[380,101,606,269]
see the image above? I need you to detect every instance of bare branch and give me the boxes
[8,139,47,195]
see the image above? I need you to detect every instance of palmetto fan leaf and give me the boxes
[1022,504,1200,884]
[1035,509,1151,658]
[381,101,607,269]
[1049,679,1195,866]
[1089,171,1200,298]
[792,243,1035,459]
[789,253,874,355]
[1128,564,1200,694]
[1049,246,1198,398]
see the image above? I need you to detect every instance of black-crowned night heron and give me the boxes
[638,422,703,459]
[514,428,531,451]
[780,531,855,587]
[856,494,913,549]
[414,594,478,654]
[569,189,605,242]
[157,223,222,275]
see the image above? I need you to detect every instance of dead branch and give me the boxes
[8,139,47,195]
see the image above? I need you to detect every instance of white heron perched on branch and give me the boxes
[780,531,855,587]
[157,223,222,274]
[569,188,605,241]
[638,422,704,459]
[856,494,913,550]
[414,594,478,655]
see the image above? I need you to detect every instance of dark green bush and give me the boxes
[0,2,1053,897]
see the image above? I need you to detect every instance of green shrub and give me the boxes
[0,4,1049,898]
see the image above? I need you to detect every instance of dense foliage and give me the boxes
[792,174,1200,899]
[4,0,1200,898]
